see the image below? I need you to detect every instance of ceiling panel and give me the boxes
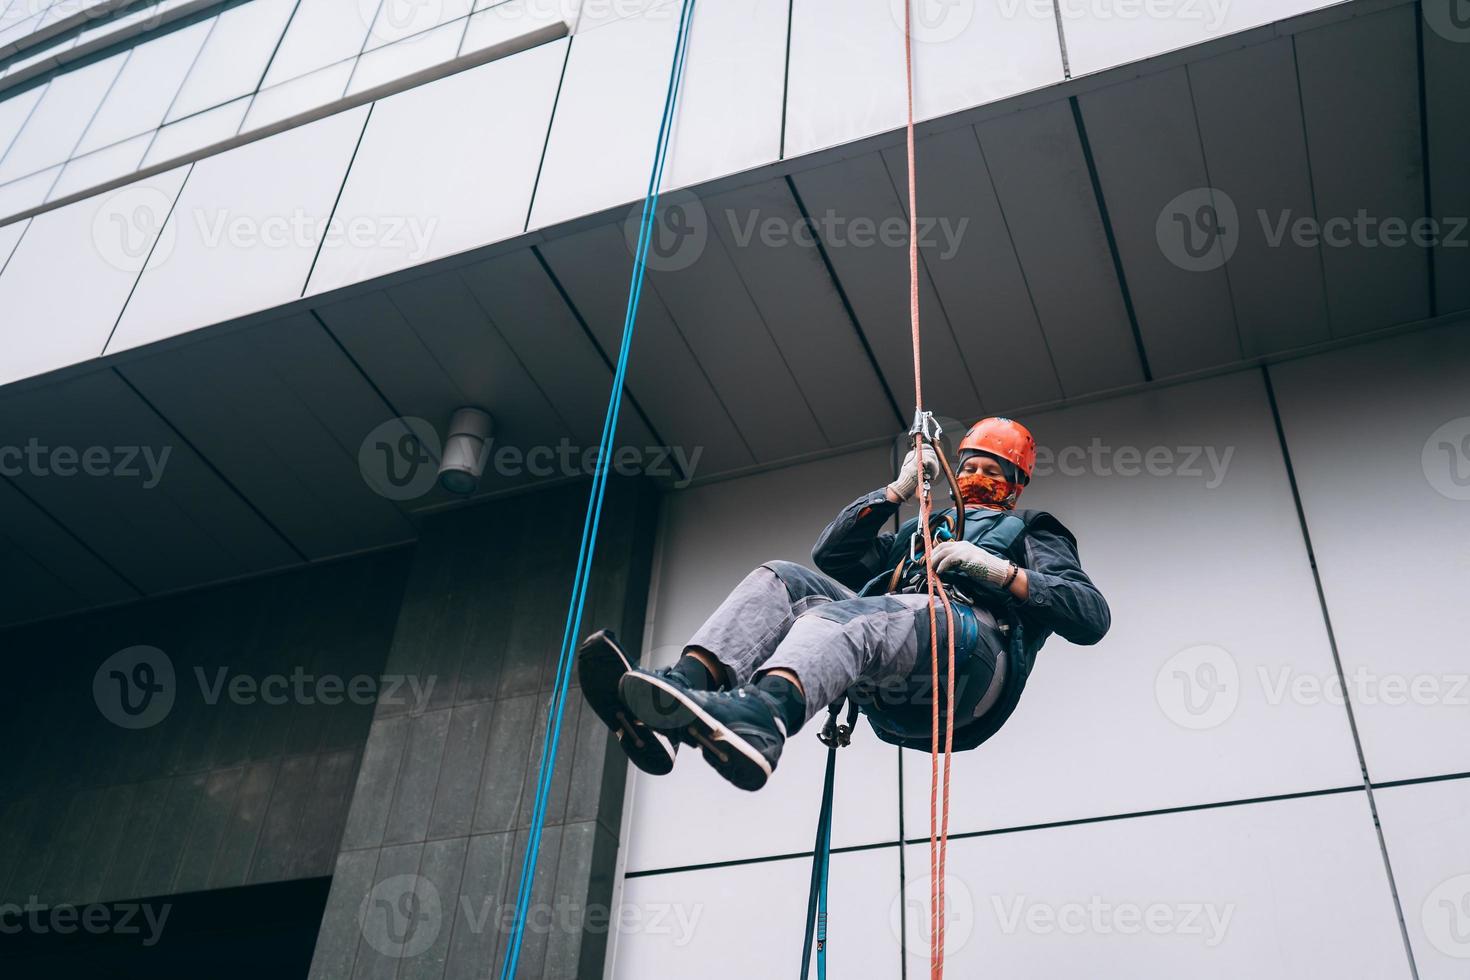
[880,128,1063,411]
[640,193,827,462]
[1189,37,1331,357]
[115,314,417,559]
[458,248,656,453]
[0,370,299,594]
[1296,5,1430,337]
[702,178,898,446]
[538,223,755,474]
[1422,8,1470,316]
[789,152,982,419]
[976,101,1143,396]
[1079,68,1241,377]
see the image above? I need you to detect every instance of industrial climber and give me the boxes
[576,417,1112,791]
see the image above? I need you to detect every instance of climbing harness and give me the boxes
[799,698,861,980]
[495,2,699,978]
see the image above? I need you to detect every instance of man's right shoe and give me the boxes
[619,674,787,791]
[577,630,677,776]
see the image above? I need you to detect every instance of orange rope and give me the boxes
[902,4,955,977]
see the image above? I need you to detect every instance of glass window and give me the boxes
[0,83,47,163]
[75,18,212,155]
[143,95,248,166]
[364,0,471,50]
[260,0,374,88]
[166,0,296,123]
[0,52,125,184]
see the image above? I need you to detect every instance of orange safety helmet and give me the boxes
[957,417,1037,484]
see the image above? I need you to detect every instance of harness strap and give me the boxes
[801,698,859,978]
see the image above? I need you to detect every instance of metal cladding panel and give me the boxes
[107,106,371,355]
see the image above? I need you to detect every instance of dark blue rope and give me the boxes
[496,3,699,977]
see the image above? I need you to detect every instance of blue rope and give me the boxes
[496,3,698,977]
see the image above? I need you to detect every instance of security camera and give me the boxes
[437,407,493,494]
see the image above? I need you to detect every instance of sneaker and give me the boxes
[577,630,677,776]
[620,674,786,791]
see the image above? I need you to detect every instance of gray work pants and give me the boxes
[685,560,1003,726]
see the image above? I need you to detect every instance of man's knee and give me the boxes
[759,559,830,599]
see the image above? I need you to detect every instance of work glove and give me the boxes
[887,446,940,502]
[931,539,1017,592]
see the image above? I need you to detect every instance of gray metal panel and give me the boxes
[1188,37,1332,356]
[701,178,900,444]
[0,370,299,594]
[340,714,411,851]
[306,849,381,980]
[1296,5,1431,336]
[789,152,982,419]
[976,102,1144,395]
[381,708,451,846]
[538,223,756,474]
[116,314,417,559]
[879,129,1064,411]
[1422,11,1470,315]
[1078,68,1242,376]
[641,192,828,462]
[458,248,656,452]
[249,752,319,883]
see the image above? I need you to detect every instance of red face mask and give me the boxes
[958,471,1022,510]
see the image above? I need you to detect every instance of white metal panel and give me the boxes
[0,164,58,217]
[1061,0,1342,77]
[528,0,785,229]
[1296,5,1430,336]
[109,107,370,354]
[367,0,472,48]
[612,849,900,979]
[784,0,1063,158]
[624,446,900,872]
[902,369,1364,835]
[976,101,1143,395]
[166,0,297,122]
[1268,323,1470,783]
[0,214,25,270]
[0,51,124,183]
[74,19,213,156]
[346,18,464,94]
[0,167,188,386]
[1188,36,1330,356]
[307,38,566,295]
[1078,67,1241,377]
[48,132,149,200]
[0,82,46,163]
[260,0,375,87]
[240,58,353,133]
[909,793,1407,978]
[1375,778,1470,979]
[142,96,249,167]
